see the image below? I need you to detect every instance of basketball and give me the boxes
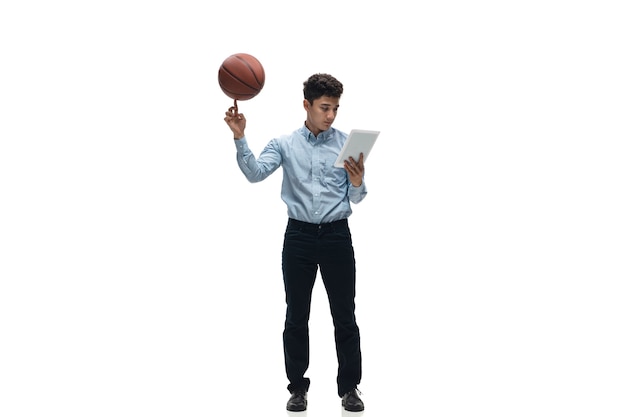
[218,53,265,101]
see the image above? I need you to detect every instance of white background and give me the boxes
[1,1,625,416]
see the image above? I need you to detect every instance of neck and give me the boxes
[305,121,321,137]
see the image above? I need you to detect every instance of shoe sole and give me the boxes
[286,402,307,412]
[286,406,307,412]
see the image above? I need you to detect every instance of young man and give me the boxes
[223,73,366,412]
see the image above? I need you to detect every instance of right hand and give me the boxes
[224,106,246,139]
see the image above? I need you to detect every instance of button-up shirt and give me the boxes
[234,125,367,223]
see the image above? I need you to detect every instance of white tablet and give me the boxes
[334,129,380,168]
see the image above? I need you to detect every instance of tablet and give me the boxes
[334,129,380,168]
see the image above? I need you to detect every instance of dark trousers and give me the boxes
[282,218,362,397]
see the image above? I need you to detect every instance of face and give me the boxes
[304,95,340,136]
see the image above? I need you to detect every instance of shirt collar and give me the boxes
[299,124,335,143]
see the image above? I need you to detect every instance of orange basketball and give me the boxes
[218,53,265,101]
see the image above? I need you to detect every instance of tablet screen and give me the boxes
[334,129,380,168]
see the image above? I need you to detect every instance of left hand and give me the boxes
[344,153,365,187]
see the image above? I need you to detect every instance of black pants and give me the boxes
[282,218,362,397]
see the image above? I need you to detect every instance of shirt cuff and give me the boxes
[234,136,248,150]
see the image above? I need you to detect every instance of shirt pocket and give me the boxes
[325,164,348,189]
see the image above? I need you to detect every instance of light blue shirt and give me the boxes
[234,125,367,224]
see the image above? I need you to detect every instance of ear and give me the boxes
[303,99,310,111]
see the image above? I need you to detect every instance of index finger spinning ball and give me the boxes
[218,53,265,113]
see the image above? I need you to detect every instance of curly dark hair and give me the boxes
[303,73,343,103]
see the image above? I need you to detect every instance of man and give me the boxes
[223,73,366,412]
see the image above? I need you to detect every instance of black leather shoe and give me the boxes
[286,389,307,412]
[342,389,364,412]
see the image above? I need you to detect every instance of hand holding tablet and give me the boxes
[334,129,380,168]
